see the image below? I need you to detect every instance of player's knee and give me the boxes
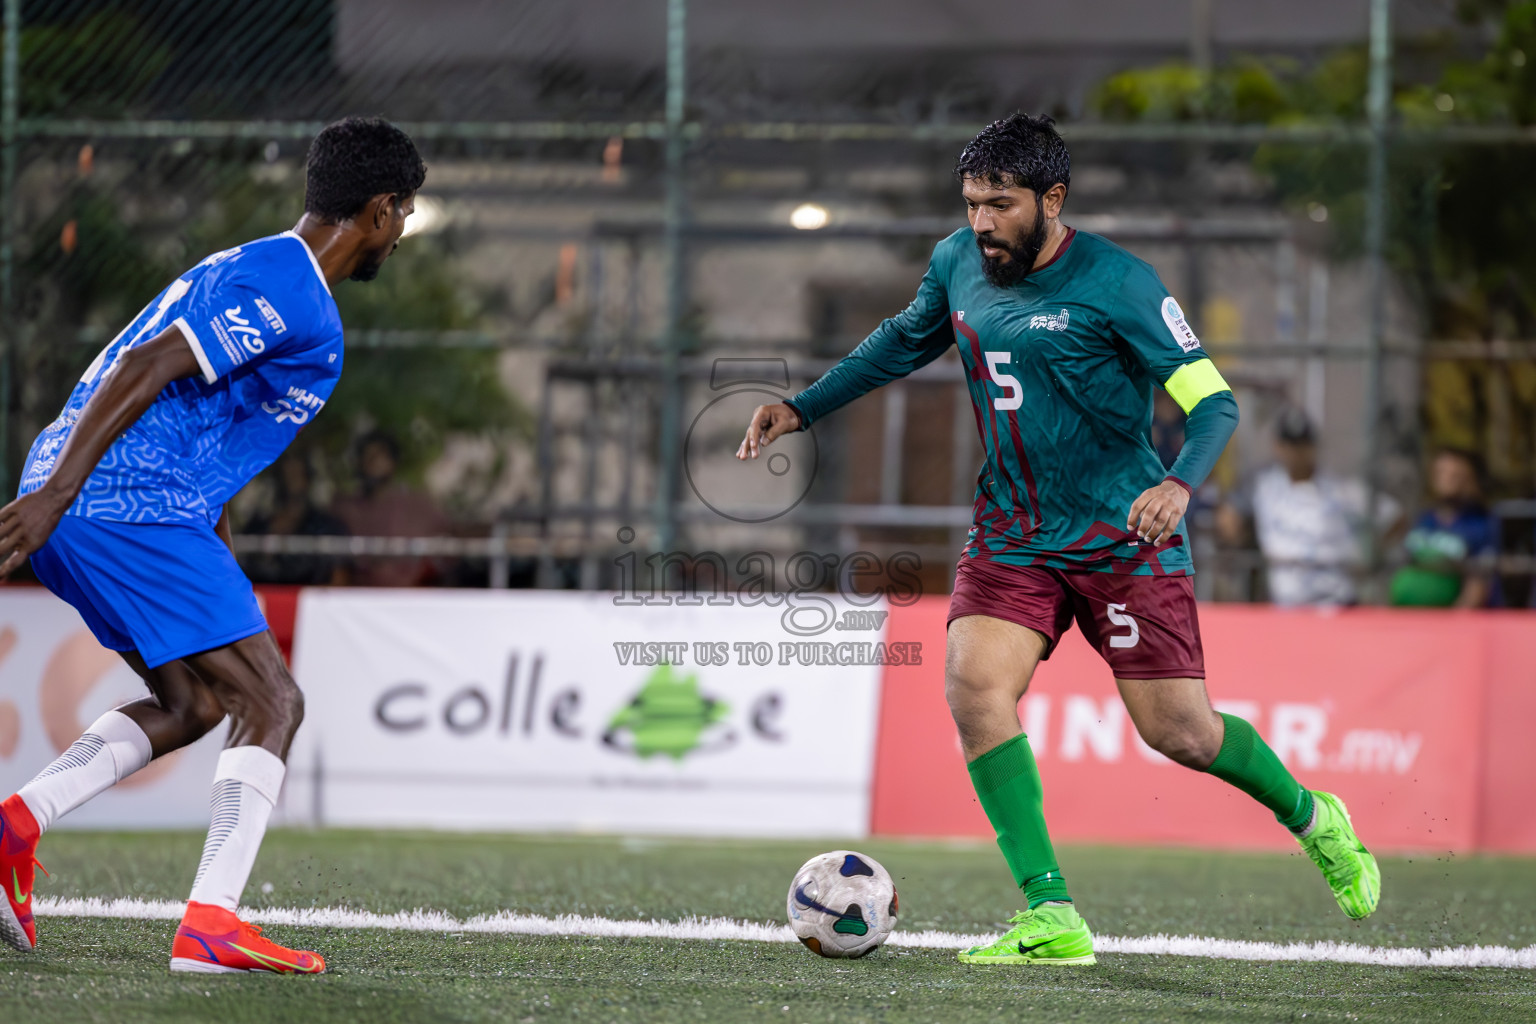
[943,664,983,717]
[241,674,303,736]
[943,664,1010,727]
[275,679,305,735]
[1145,724,1220,768]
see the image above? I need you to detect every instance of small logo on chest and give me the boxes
[1029,308,1071,332]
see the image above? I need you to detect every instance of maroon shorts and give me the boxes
[947,558,1205,679]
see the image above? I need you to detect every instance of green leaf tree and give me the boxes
[1091,3,1536,490]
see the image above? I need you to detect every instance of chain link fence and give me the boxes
[5,0,1536,605]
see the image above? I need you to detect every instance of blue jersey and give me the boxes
[20,232,344,526]
[1404,506,1496,565]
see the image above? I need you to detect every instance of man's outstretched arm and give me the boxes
[738,249,954,459]
[0,326,202,575]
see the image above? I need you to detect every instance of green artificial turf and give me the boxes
[4,830,1533,1023]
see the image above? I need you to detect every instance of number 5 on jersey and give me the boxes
[984,351,1023,410]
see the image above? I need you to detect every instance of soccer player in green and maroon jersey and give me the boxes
[736,113,1378,966]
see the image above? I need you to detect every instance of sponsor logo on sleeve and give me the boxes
[223,306,266,355]
[253,296,288,335]
[1161,297,1201,353]
[207,315,243,367]
[208,305,266,366]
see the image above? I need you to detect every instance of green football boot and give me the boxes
[1297,791,1380,920]
[957,903,1096,965]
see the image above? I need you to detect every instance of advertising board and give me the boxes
[290,589,890,836]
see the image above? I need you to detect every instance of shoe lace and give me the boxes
[1005,909,1036,927]
[33,858,48,879]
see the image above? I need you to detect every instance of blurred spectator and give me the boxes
[1389,448,1496,608]
[241,451,349,586]
[1218,407,1402,607]
[332,430,450,587]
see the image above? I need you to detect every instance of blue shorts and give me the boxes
[30,514,268,669]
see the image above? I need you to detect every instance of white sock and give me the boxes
[16,710,153,833]
[187,746,285,912]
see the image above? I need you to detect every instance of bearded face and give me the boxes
[974,193,1047,289]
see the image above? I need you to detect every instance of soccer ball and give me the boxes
[786,850,898,958]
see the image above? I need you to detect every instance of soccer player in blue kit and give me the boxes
[0,117,424,974]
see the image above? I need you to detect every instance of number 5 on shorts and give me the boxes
[1106,602,1140,649]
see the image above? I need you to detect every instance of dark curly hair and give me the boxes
[304,116,426,223]
[954,112,1071,197]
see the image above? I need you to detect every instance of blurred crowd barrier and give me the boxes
[8,2,1536,603]
[1,585,1529,853]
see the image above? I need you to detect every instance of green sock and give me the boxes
[1205,712,1315,832]
[967,733,1072,907]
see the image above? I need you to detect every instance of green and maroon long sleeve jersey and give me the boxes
[786,227,1238,576]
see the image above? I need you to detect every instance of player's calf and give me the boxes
[173,634,319,969]
[120,656,229,759]
[1198,712,1381,918]
[164,694,230,749]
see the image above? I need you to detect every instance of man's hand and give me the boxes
[0,487,72,579]
[1127,479,1190,547]
[736,403,802,460]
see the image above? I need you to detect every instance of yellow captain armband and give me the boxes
[1163,358,1231,414]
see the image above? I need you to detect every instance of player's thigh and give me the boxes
[945,613,1050,706]
[945,558,1073,703]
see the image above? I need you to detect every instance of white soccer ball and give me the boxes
[786,850,898,958]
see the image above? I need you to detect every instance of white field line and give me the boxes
[34,896,1536,970]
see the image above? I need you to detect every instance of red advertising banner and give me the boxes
[1477,616,1536,852]
[871,597,1529,853]
[254,585,301,661]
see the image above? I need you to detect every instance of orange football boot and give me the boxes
[170,901,326,974]
[0,795,42,952]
